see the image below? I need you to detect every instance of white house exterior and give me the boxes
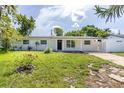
[1,34,124,52]
[105,35,124,52]
[13,36,105,52]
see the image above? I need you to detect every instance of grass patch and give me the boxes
[112,52,124,57]
[0,51,119,88]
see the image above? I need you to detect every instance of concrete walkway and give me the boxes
[89,53,124,67]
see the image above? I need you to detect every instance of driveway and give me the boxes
[89,53,124,67]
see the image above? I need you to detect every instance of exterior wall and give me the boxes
[47,39,57,51]
[10,36,124,52]
[59,38,111,53]
[100,39,106,52]
[82,39,98,52]
[106,36,124,52]
[14,38,57,51]
[62,39,104,52]
[13,37,104,52]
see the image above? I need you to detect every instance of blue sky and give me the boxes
[17,5,124,36]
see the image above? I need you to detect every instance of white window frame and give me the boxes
[41,40,47,45]
[66,40,75,48]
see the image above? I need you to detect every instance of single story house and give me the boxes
[12,34,124,52]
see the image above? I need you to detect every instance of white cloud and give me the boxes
[32,5,92,36]
[110,28,120,34]
[52,25,62,29]
[72,23,80,29]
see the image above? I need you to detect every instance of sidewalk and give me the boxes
[89,53,124,67]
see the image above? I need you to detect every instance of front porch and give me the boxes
[56,39,105,52]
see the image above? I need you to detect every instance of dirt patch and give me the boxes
[16,64,34,73]
[86,64,124,88]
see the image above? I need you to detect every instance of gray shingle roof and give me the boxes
[109,34,124,38]
[27,36,102,39]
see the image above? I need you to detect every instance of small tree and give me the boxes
[0,16,20,52]
[54,27,63,36]
[0,5,23,52]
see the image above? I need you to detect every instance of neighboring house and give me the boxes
[12,34,124,52]
[105,34,124,52]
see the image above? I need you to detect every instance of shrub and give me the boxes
[44,48,52,54]
[28,46,32,51]
[19,46,22,50]
[14,53,38,73]
[14,46,17,48]
[0,46,4,51]
[14,53,38,67]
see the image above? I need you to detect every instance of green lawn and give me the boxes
[0,51,115,88]
[112,52,124,57]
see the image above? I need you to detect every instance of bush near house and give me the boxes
[44,48,52,54]
[27,46,32,51]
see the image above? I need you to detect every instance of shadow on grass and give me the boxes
[54,51,88,54]
[0,51,7,54]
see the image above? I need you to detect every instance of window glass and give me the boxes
[41,40,47,44]
[66,40,70,48]
[66,40,75,48]
[116,40,122,42]
[23,40,29,44]
[98,39,102,42]
[84,40,90,45]
[71,40,75,47]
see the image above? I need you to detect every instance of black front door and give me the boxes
[57,40,62,50]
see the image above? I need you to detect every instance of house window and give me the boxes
[66,40,75,48]
[84,40,91,45]
[41,40,47,45]
[116,40,122,42]
[23,40,29,44]
[98,39,102,42]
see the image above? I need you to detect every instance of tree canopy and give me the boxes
[0,5,18,52]
[0,5,35,52]
[81,25,98,37]
[65,30,83,36]
[65,25,110,38]
[16,14,36,36]
[54,27,63,36]
[0,16,21,52]
[0,5,16,19]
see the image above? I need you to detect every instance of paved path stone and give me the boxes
[108,74,124,83]
[89,53,124,67]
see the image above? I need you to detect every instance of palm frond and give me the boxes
[94,5,124,22]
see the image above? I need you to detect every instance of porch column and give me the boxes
[80,39,83,52]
